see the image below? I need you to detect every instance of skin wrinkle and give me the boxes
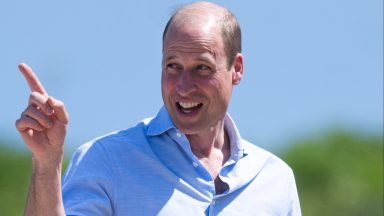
[164,38,218,58]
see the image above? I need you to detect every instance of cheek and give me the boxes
[161,72,170,89]
[205,76,232,103]
[161,73,169,99]
[161,73,177,99]
[216,77,233,103]
[210,73,233,91]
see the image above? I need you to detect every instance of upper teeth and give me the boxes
[179,102,199,109]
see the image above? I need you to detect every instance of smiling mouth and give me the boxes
[176,101,203,114]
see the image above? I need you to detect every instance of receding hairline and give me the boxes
[163,2,232,41]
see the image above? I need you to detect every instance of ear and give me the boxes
[232,53,244,85]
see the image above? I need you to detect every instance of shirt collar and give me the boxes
[224,113,246,161]
[146,106,175,136]
[146,106,246,159]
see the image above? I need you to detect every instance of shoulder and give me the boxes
[241,139,294,177]
[239,139,301,215]
[95,119,150,147]
[68,118,154,166]
[64,119,153,178]
[81,118,153,152]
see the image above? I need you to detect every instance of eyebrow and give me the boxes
[164,54,215,63]
[164,55,177,62]
[196,55,214,61]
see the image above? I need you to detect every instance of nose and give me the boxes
[176,71,196,97]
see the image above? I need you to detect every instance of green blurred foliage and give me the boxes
[0,130,382,215]
[0,145,30,215]
[0,143,69,215]
[280,130,383,216]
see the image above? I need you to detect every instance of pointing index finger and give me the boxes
[18,63,48,96]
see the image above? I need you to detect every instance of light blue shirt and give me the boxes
[62,106,301,215]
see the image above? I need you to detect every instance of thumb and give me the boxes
[48,96,69,125]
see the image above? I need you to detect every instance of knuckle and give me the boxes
[15,118,27,131]
[23,106,31,114]
[63,118,69,125]
[15,118,21,128]
[53,98,63,106]
[22,106,33,117]
[31,91,40,97]
[29,91,40,101]
[29,91,48,104]
[58,101,65,108]
[55,100,66,111]
[28,94,34,102]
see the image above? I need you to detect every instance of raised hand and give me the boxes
[15,63,69,162]
[16,63,67,215]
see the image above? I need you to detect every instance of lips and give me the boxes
[176,101,203,114]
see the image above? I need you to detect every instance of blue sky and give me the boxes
[1,0,382,152]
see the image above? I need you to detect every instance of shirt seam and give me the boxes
[94,140,117,214]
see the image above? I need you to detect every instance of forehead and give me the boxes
[163,20,224,56]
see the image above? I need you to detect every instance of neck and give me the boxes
[186,119,230,160]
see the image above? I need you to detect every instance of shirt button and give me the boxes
[192,162,199,168]
[176,132,182,138]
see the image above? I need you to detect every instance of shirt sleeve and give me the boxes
[62,141,114,215]
[287,169,302,216]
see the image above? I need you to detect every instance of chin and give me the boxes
[174,122,201,135]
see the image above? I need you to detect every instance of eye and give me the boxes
[167,63,178,69]
[196,64,209,70]
[195,64,212,76]
[166,63,181,75]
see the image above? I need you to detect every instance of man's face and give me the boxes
[161,20,236,135]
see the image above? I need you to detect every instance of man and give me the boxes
[16,2,301,215]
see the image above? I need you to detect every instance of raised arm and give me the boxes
[15,63,68,216]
